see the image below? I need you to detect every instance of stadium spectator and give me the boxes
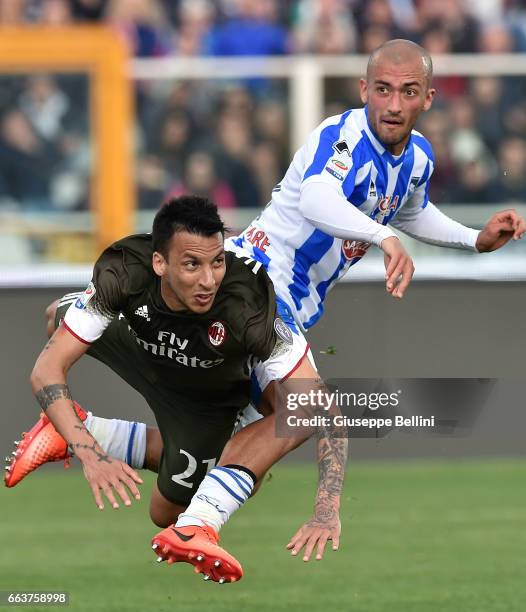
[449,158,498,204]
[0,109,59,209]
[137,154,169,210]
[105,0,173,57]
[71,0,108,22]
[360,0,398,34]
[414,0,479,52]
[420,24,467,100]
[477,21,517,53]
[0,0,27,24]
[462,0,505,25]
[250,140,282,207]
[214,111,261,206]
[292,0,358,54]
[492,136,526,203]
[167,150,237,209]
[19,75,71,143]
[503,99,526,140]
[416,108,458,203]
[147,109,195,182]
[360,24,392,53]
[253,99,289,169]
[470,76,506,151]
[174,0,216,56]
[37,0,73,25]
[209,0,289,56]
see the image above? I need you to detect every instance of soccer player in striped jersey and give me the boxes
[228,38,526,332]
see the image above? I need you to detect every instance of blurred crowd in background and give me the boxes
[1,0,526,213]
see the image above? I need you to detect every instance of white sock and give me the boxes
[175,466,255,532]
[82,413,147,469]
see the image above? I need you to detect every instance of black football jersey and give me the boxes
[65,234,278,411]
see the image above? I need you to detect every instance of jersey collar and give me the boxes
[363,105,412,167]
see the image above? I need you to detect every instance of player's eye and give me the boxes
[184,261,198,270]
[377,86,389,95]
[214,256,225,266]
[406,89,417,96]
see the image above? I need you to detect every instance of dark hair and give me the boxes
[152,196,225,258]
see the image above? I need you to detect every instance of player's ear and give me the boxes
[423,87,436,112]
[152,251,167,277]
[359,78,368,104]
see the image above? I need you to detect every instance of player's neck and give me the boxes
[159,278,187,312]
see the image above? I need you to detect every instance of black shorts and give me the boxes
[56,296,238,506]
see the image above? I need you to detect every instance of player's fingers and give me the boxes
[112,480,132,507]
[290,532,310,556]
[122,463,143,484]
[393,260,414,298]
[101,484,119,509]
[513,218,526,239]
[492,221,515,236]
[90,482,104,511]
[121,475,141,501]
[286,527,304,549]
[384,251,400,282]
[302,533,319,562]
[493,209,515,223]
[315,533,330,561]
[386,258,406,293]
[331,531,340,551]
[121,465,142,499]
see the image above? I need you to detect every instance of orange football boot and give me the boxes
[4,402,87,487]
[151,524,243,584]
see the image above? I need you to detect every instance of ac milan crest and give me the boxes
[208,321,226,347]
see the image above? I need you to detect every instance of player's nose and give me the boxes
[387,92,402,114]
[199,265,215,289]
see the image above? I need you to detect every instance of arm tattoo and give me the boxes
[35,384,72,412]
[310,380,349,527]
[70,441,112,463]
[34,386,109,462]
[43,338,55,351]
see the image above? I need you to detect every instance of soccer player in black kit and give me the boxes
[10,197,346,583]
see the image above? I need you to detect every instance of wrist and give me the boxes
[315,496,340,515]
[379,234,400,250]
[474,231,484,253]
[71,439,108,463]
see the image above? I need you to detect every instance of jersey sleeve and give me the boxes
[243,271,278,362]
[63,247,128,343]
[390,201,479,250]
[301,113,360,199]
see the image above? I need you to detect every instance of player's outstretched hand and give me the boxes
[80,451,143,510]
[380,236,414,299]
[476,209,526,253]
[286,513,341,562]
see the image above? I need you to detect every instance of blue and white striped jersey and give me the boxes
[227,106,435,331]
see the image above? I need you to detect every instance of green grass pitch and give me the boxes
[1,459,525,612]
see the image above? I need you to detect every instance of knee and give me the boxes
[149,507,172,528]
[45,300,60,338]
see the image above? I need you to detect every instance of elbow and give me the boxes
[30,365,42,394]
[30,356,52,393]
[298,188,318,226]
